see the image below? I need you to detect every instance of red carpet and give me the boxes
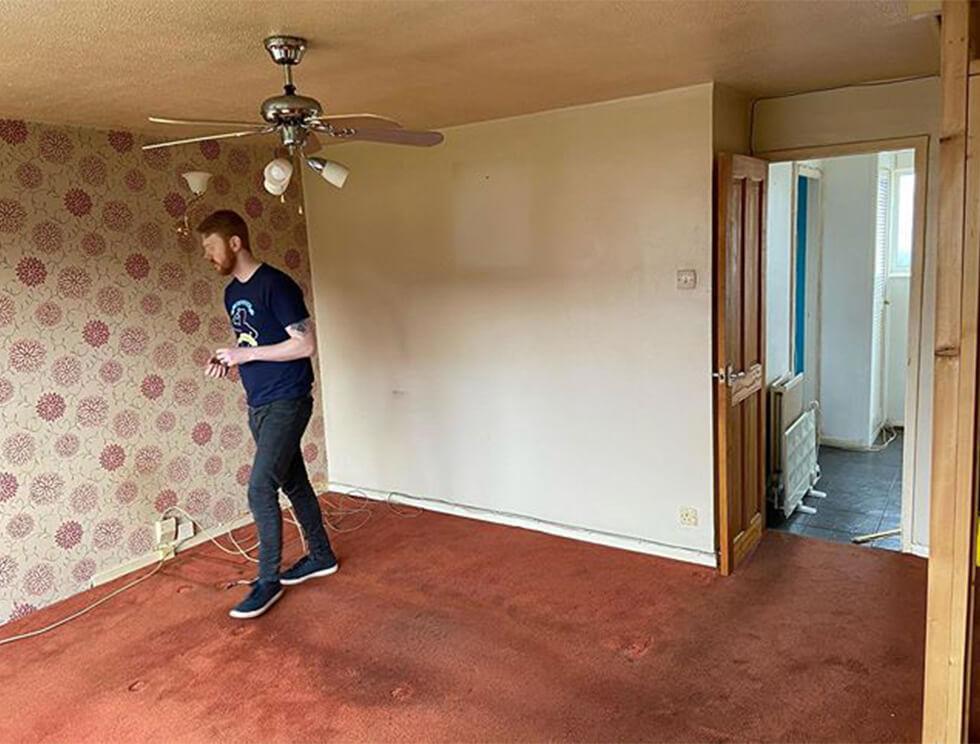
[0,500,926,743]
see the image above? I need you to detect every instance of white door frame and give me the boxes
[757,136,929,557]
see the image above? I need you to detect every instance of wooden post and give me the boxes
[922,1,980,741]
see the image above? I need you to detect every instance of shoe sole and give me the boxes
[279,563,339,586]
[228,588,285,619]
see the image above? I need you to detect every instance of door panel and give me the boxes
[715,153,768,576]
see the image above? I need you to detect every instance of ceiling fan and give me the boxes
[143,35,444,190]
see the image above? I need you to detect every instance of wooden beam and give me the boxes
[922,1,977,741]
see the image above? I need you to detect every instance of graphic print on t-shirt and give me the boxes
[230,299,259,347]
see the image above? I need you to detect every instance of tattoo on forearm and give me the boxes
[288,319,310,336]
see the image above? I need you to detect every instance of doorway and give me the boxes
[761,140,927,554]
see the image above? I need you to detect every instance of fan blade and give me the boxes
[311,113,403,130]
[149,116,267,129]
[305,131,323,154]
[315,125,443,147]
[142,128,276,151]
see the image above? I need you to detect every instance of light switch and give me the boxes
[677,269,698,290]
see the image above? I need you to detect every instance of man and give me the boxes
[198,209,337,619]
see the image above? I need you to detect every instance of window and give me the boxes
[890,170,915,275]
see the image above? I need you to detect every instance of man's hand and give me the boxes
[213,347,253,367]
[204,358,229,379]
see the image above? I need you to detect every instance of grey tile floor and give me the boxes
[772,431,903,551]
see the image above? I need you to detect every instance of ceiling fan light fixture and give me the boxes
[306,156,349,189]
[181,171,212,196]
[263,157,294,195]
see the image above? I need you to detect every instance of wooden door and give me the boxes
[714,154,767,576]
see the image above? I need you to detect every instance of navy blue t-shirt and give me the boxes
[224,263,314,407]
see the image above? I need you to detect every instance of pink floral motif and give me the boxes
[256,232,272,252]
[10,603,38,621]
[0,472,17,502]
[0,377,12,404]
[163,192,186,218]
[203,455,222,476]
[0,118,28,144]
[16,162,42,189]
[0,556,17,588]
[0,199,27,232]
[137,221,162,250]
[212,174,230,195]
[200,140,220,160]
[63,188,92,217]
[15,256,46,286]
[55,521,83,550]
[174,378,200,406]
[51,355,82,386]
[30,472,64,505]
[158,262,185,290]
[36,392,66,421]
[32,221,64,254]
[220,424,244,450]
[311,417,325,438]
[141,293,162,314]
[72,558,97,583]
[142,146,170,170]
[192,422,213,446]
[203,391,225,417]
[120,326,149,355]
[108,130,133,152]
[115,481,138,505]
[128,527,153,555]
[96,286,125,316]
[35,301,63,327]
[93,519,124,550]
[141,374,165,400]
[208,317,228,342]
[78,155,106,186]
[189,279,211,306]
[3,433,35,465]
[103,201,133,232]
[152,341,178,369]
[99,360,123,384]
[71,483,98,513]
[245,196,263,218]
[270,204,290,230]
[176,309,200,335]
[134,446,163,474]
[236,464,252,486]
[24,564,55,596]
[154,489,178,513]
[82,319,110,347]
[228,146,250,173]
[113,409,140,439]
[58,266,93,299]
[125,168,147,192]
[166,456,191,483]
[77,396,109,427]
[192,346,212,367]
[213,497,236,523]
[293,224,307,247]
[99,444,126,471]
[9,339,46,373]
[54,433,80,458]
[186,488,211,515]
[82,231,106,257]
[7,514,34,539]
[0,295,12,326]
[39,129,74,163]
[284,249,301,269]
[303,443,319,463]
[155,411,176,432]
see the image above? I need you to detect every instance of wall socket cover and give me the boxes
[677,269,698,290]
[679,507,699,527]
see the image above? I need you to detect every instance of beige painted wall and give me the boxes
[755,77,939,554]
[305,84,717,564]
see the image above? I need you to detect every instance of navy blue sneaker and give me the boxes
[279,554,339,586]
[229,580,284,619]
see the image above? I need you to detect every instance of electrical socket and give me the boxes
[155,517,177,547]
[176,519,194,544]
[679,507,699,527]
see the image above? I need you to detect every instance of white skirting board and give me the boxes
[91,513,254,587]
[331,483,718,568]
[909,543,930,559]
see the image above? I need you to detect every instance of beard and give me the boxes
[211,258,234,276]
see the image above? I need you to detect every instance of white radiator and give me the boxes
[768,374,822,518]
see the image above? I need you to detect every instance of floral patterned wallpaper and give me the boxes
[0,119,327,623]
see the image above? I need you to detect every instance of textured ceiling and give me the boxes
[0,0,939,137]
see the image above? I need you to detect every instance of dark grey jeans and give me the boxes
[246,395,334,582]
